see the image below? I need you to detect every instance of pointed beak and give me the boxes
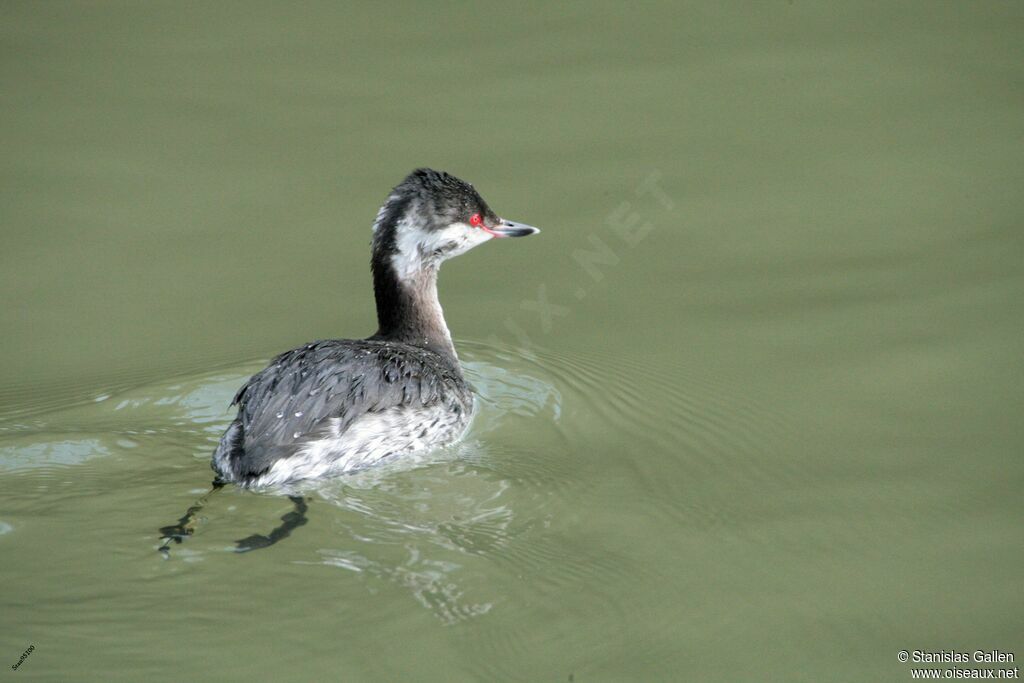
[487,219,541,238]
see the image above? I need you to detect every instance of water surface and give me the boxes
[2,2,1022,681]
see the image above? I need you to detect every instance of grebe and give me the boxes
[211,168,540,487]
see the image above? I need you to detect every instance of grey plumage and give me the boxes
[213,339,471,483]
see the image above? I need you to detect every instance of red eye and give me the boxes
[469,213,483,227]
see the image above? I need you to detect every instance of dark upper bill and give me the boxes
[489,219,541,238]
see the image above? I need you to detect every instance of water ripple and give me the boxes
[0,339,802,629]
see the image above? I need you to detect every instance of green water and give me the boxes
[2,3,1022,681]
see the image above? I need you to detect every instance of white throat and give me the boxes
[389,219,492,282]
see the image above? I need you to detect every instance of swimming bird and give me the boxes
[211,168,540,487]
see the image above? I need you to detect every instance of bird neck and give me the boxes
[371,256,457,361]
